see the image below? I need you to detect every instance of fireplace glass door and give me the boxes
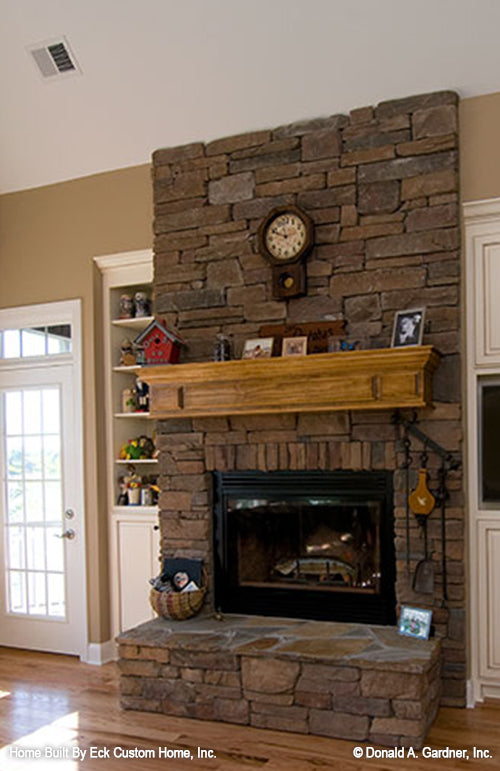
[214,471,396,625]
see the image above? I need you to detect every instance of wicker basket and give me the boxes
[149,573,207,621]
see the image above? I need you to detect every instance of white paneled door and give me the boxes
[0,309,86,655]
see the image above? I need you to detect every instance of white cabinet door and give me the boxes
[115,517,160,632]
[478,521,500,680]
[472,235,500,365]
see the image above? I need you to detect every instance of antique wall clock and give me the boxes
[257,205,314,299]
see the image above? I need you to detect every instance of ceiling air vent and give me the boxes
[28,37,81,79]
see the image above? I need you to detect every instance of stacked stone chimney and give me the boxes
[151,91,464,706]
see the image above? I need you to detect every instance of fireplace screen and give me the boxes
[214,471,396,625]
[232,498,380,592]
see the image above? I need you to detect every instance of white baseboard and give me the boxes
[82,640,117,665]
[466,679,476,708]
[467,678,500,706]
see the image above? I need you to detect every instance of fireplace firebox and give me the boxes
[214,471,396,625]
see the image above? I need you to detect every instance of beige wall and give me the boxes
[0,164,152,643]
[460,91,500,202]
[0,89,499,645]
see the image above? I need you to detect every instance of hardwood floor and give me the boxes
[0,646,498,770]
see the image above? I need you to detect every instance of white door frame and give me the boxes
[0,299,88,658]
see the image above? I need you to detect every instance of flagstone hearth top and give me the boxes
[118,614,440,674]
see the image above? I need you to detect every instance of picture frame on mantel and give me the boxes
[242,337,274,360]
[391,308,425,348]
[282,336,308,357]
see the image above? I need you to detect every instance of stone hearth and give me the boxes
[118,615,440,748]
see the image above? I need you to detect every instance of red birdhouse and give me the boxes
[134,319,183,365]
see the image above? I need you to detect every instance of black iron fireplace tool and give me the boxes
[410,446,436,594]
[392,411,460,604]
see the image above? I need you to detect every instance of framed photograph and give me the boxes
[242,337,274,360]
[398,605,432,640]
[391,308,425,348]
[282,336,308,357]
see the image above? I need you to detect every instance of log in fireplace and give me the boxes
[214,470,396,625]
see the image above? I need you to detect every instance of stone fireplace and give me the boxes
[118,90,464,742]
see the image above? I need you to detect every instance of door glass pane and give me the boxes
[47,573,65,617]
[46,528,64,572]
[28,572,47,615]
[47,325,71,354]
[26,527,45,570]
[24,436,42,479]
[9,572,26,613]
[43,436,61,479]
[21,329,45,357]
[42,389,60,434]
[25,481,44,522]
[2,388,66,619]
[44,481,61,522]
[4,392,22,435]
[7,526,25,569]
[23,391,42,434]
[6,437,23,478]
[3,330,21,359]
[7,482,23,523]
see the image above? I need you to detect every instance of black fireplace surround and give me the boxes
[214,470,396,625]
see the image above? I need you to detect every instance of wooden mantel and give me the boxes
[139,345,440,419]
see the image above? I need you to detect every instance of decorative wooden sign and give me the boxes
[259,320,345,355]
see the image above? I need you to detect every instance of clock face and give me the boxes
[264,211,308,261]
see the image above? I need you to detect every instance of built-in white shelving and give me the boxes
[94,250,160,637]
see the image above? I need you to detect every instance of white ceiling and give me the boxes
[2,0,500,194]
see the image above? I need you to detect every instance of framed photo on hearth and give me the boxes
[398,605,432,640]
[391,308,425,348]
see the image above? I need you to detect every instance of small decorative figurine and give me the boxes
[119,294,134,319]
[119,339,136,366]
[119,435,156,461]
[124,467,142,505]
[339,340,359,351]
[134,291,151,318]
[213,332,231,362]
[117,477,128,506]
[135,377,149,412]
[140,487,154,506]
[134,341,145,365]
[121,387,137,413]
[138,435,155,459]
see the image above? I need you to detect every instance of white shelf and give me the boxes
[113,365,141,373]
[113,505,159,516]
[114,412,151,419]
[115,458,158,465]
[111,315,154,331]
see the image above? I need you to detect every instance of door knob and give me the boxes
[55,529,76,540]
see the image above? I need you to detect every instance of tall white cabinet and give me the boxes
[465,199,500,702]
[94,250,160,637]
